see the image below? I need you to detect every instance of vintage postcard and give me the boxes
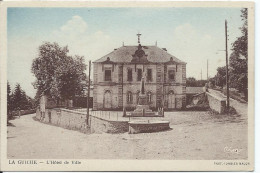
[0,1,255,171]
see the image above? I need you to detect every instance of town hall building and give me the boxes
[93,34,187,110]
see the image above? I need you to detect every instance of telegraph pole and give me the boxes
[225,20,230,111]
[86,60,91,125]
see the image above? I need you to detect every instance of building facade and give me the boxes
[93,39,187,110]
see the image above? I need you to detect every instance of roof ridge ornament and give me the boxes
[137,32,142,45]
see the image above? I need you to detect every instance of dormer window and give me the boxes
[168,69,175,81]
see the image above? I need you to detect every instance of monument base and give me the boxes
[124,91,163,117]
[128,120,170,134]
[128,111,156,117]
[134,105,151,112]
[125,104,158,117]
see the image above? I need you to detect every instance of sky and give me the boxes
[7,7,244,97]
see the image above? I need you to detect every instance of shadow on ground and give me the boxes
[7,122,16,127]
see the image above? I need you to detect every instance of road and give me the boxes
[208,89,248,116]
[7,111,248,160]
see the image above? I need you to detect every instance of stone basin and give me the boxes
[128,120,170,134]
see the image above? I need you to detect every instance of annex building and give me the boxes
[93,34,187,110]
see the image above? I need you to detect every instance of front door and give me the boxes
[168,93,175,109]
[104,91,112,108]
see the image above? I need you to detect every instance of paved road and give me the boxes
[7,112,248,160]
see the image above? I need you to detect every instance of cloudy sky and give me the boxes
[8,8,243,97]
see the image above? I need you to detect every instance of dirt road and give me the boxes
[208,89,248,116]
[7,111,247,160]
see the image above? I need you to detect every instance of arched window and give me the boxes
[127,91,133,104]
[147,91,152,103]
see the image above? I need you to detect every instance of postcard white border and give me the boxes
[0,1,255,171]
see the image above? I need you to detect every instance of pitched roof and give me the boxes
[93,45,186,64]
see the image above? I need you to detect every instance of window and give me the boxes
[127,92,133,104]
[147,69,152,81]
[137,69,142,81]
[136,91,140,104]
[127,68,132,81]
[147,92,152,103]
[168,70,175,81]
[105,70,112,81]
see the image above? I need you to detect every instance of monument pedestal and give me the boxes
[124,76,161,117]
[127,94,156,117]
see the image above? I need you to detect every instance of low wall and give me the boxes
[36,108,87,132]
[35,108,128,134]
[206,92,226,114]
[90,116,128,133]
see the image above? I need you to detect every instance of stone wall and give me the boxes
[206,92,226,114]
[35,108,128,134]
[36,108,87,132]
[90,117,128,133]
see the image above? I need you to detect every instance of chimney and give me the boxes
[162,48,167,51]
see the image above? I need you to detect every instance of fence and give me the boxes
[69,108,133,121]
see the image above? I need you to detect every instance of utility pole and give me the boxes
[225,20,230,111]
[122,64,124,111]
[86,60,91,125]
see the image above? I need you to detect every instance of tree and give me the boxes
[186,77,196,87]
[31,42,86,103]
[229,8,248,99]
[208,77,216,88]
[12,84,22,110]
[215,66,226,88]
[186,77,207,87]
[7,82,11,114]
[7,83,33,113]
[232,8,248,59]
